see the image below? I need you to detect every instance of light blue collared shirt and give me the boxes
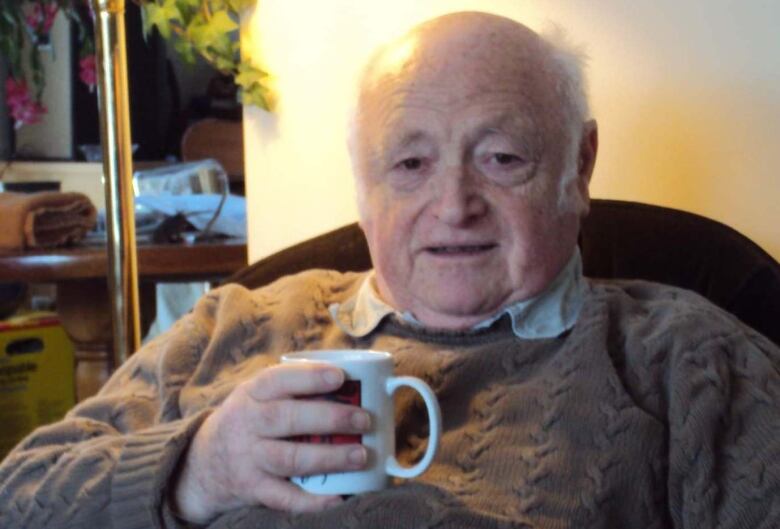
[328,249,586,339]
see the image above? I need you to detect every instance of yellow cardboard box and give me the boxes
[0,312,75,459]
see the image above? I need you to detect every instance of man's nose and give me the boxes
[431,168,488,226]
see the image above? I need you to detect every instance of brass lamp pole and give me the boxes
[91,0,141,368]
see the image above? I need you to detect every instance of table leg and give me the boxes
[57,279,155,401]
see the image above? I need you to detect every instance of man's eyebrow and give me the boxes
[390,130,428,150]
[476,114,529,136]
[369,130,428,166]
[380,130,430,160]
[466,113,538,148]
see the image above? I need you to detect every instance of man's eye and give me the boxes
[398,158,423,170]
[492,153,523,165]
[388,156,429,191]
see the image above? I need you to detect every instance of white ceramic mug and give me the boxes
[280,349,442,495]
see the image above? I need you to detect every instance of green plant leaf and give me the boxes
[240,84,271,110]
[227,0,257,12]
[0,0,272,111]
[176,0,202,13]
[186,10,237,51]
[143,0,183,39]
[173,37,197,64]
[235,61,272,110]
[235,62,264,87]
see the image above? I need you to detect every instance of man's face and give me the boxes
[354,26,590,329]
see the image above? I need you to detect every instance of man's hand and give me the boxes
[172,363,372,523]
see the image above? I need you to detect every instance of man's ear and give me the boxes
[576,119,598,214]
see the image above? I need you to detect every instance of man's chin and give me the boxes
[411,293,502,330]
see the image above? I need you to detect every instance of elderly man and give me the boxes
[2,11,778,529]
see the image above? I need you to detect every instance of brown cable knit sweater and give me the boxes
[1,270,778,529]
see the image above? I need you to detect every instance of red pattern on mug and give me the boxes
[293,380,362,444]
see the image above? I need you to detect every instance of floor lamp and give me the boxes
[91,0,141,371]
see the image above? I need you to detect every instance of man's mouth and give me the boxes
[425,244,497,256]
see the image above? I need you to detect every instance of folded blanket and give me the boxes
[0,191,97,251]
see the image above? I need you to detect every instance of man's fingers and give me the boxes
[255,478,343,513]
[249,399,371,438]
[244,363,344,401]
[254,439,368,477]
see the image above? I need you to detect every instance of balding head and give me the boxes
[361,12,585,121]
[350,12,598,329]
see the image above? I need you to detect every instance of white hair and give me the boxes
[538,23,592,215]
[346,44,387,221]
[347,19,592,218]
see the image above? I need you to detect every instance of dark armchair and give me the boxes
[226,199,780,346]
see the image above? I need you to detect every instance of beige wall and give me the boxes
[243,0,780,262]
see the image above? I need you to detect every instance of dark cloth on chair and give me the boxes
[226,200,780,347]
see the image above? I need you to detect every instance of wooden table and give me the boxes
[0,239,247,400]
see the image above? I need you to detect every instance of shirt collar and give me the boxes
[329,248,585,339]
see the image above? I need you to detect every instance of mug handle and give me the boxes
[384,376,442,478]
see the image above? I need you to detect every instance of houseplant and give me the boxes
[0,0,95,128]
[1,0,270,129]
[137,0,271,110]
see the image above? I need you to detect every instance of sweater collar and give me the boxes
[329,249,585,339]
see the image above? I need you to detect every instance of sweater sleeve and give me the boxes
[667,328,780,529]
[0,289,223,529]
